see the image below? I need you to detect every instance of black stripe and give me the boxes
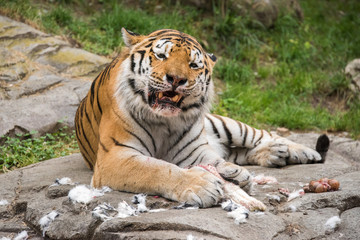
[198,154,206,164]
[214,115,232,145]
[111,107,130,128]
[75,102,83,137]
[125,129,153,157]
[129,112,157,153]
[84,103,96,137]
[77,138,93,169]
[182,103,201,112]
[177,142,208,166]
[191,44,202,53]
[145,43,152,48]
[90,80,96,108]
[237,121,243,137]
[254,129,263,146]
[137,50,146,75]
[168,124,194,152]
[153,30,172,36]
[99,140,109,152]
[96,81,103,115]
[89,80,100,124]
[233,150,238,163]
[111,137,145,155]
[130,54,135,73]
[189,150,205,166]
[250,127,256,144]
[206,116,220,138]
[242,125,248,146]
[128,78,147,103]
[79,118,96,156]
[172,127,203,161]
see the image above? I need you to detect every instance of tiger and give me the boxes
[75,28,329,208]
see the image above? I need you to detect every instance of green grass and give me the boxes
[0,0,360,170]
[0,127,79,172]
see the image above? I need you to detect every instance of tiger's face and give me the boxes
[120,29,217,118]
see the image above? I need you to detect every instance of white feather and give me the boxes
[13,231,28,240]
[0,199,9,206]
[325,216,341,233]
[39,210,59,237]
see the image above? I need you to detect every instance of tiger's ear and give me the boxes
[121,28,145,48]
[207,53,217,67]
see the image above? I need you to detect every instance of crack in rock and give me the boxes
[17,80,62,98]
[95,221,228,239]
[0,31,41,41]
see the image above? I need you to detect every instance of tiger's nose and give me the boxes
[166,74,187,88]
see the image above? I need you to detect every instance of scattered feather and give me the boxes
[50,177,74,187]
[288,189,305,201]
[39,210,59,237]
[92,203,118,221]
[0,199,9,206]
[174,203,199,210]
[187,234,204,240]
[289,205,297,212]
[254,211,265,216]
[278,188,305,201]
[13,231,28,240]
[325,216,341,233]
[253,174,278,185]
[227,208,248,224]
[132,193,148,212]
[222,199,249,224]
[0,237,11,240]
[68,185,111,204]
[117,201,138,218]
[148,208,167,213]
[266,194,281,202]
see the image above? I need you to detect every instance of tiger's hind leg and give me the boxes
[244,134,330,167]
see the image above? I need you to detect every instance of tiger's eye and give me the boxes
[156,53,166,59]
[189,63,198,69]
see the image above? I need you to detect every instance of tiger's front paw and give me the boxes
[216,162,253,193]
[174,167,224,208]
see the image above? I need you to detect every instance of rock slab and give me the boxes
[0,15,110,138]
[0,133,359,239]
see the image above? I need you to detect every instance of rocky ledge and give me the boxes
[0,15,110,138]
[0,132,359,240]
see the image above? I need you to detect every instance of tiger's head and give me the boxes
[118,28,217,119]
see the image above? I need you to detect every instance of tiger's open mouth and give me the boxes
[148,90,184,110]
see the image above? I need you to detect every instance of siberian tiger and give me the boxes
[75,28,329,208]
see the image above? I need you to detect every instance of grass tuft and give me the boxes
[0,127,79,172]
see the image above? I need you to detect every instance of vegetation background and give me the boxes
[1,0,360,171]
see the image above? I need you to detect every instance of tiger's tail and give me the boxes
[315,134,330,163]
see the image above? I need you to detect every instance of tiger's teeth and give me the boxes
[158,92,163,99]
[172,95,179,102]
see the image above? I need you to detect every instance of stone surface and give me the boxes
[0,15,110,138]
[0,133,359,239]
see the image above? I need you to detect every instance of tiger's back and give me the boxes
[75,52,126,169]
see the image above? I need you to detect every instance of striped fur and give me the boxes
[75,28,326,208]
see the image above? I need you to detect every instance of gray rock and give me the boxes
[0,15,109,138]
[0,133,359,239]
